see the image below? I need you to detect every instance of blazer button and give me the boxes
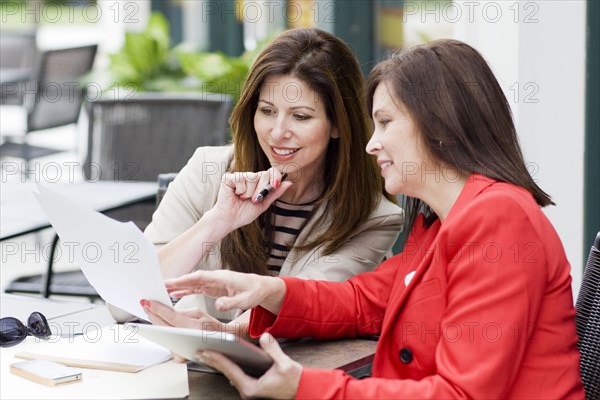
[399,348,413,364]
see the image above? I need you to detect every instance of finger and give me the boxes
[215,291,253,312]
[173,354,187,363]
[256,181,292,209]
[178,307,206,319]
[258,333,288,360]
[144,307,171,326]
[199,351,256,396]
[145,300,179,326]
[166,270,225,292]
[167,289,196,299]
[250,170,276,204]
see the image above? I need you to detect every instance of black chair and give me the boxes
[0,30,37,105]
[83,91,232,231]
[576,231,600,399]
[1,44,97,166]
[84,91,232,182]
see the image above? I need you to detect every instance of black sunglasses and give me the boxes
[0,311,52,347]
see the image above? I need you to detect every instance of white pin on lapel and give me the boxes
[404,271,416,287]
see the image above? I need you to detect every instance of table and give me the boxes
[1,294,377,399]
[0,181,157,241]
[0,181,157,297]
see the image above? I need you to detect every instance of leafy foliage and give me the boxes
[91,12,253,101]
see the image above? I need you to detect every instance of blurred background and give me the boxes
[0,0,597,302]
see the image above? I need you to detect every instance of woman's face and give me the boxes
[366,82,435,197]
[254,75,338,183]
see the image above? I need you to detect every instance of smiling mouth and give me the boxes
[380,162,393,170]
[272,147,300,156]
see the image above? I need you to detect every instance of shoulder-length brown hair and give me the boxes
[366,39,553,236]
[221,28,390,274]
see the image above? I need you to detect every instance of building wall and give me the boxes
[453,0,587,299]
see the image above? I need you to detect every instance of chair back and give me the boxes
[25,44,97,132]
[576,231,600,399]
[0,30,37,105]
[84,92,232,181]
[0,30,36,70]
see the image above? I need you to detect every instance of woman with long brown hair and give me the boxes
[116,28,403,329]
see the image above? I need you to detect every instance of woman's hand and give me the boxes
[165,270,286,316]
[208,167,292,233]
[141,300,226,332]
[141,299,251,339]
[198,333,302,400]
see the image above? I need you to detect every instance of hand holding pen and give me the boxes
[252,173,288,204]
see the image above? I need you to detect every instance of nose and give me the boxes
[270,115,292,141]
[366,131,382,155]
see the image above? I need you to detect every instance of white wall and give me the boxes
[452,0,587,299]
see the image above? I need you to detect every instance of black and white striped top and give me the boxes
[267,199,316,275]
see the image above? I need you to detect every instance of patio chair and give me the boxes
[0,30,37,105]
[0,44,97,166]
[83,91,232,182]
[576,231,600,399]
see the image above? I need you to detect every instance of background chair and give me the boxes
[84,91,232,228]
[0,30,37,105]
[576,231,600,399]
[84,91,232,182]
[0,44,97,166]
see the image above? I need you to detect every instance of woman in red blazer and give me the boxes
[143,39,585,399]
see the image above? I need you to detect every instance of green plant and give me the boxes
[88,12,253,102]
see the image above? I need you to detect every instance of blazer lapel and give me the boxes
[381,218,441,334]
[380,174,497,332]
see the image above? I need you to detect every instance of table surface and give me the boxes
[0,67,32,85]
[1,294,377,399]
[0,181,157,240]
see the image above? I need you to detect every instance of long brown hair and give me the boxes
[366,39,553,236]
[221,28,390,274]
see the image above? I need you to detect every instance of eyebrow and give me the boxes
[373,109,387,118]
[258,99,316,112]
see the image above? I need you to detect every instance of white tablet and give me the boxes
[130,323,273,377]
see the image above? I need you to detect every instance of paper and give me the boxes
[2,326,188,399]
[32,184,173,320]
[14,324,172,373]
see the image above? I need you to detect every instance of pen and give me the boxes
[253,173,288,203]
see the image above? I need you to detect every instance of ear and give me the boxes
[330,127,340,139]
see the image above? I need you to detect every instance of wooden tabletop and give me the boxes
[188,338,377,399]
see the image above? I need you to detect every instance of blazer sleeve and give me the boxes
[289,200,404,282]
[294,194,567,399]
[249,256,405,339]
[144,146,229,245]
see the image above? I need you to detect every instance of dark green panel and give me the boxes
[151,0,183,44]
[584,0,600,258]
[333,0,374,76]
[207,0,244,56]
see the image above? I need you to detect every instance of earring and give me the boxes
[439,140,443,147]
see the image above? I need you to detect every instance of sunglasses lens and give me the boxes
[28,312,51,338]
[0,317,28,347]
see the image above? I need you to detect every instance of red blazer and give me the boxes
[250,175,585,399]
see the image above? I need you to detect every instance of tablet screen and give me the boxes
[130,323,273,377]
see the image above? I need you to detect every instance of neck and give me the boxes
[279,169,325,204]
[418,166,468,222]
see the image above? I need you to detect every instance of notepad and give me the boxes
[15,324,171,373]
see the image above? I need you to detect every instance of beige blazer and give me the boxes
[144,146,404,319]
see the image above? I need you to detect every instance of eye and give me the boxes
[293,114,311,121]
[378,119,390,128]
[260,107,275,116]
